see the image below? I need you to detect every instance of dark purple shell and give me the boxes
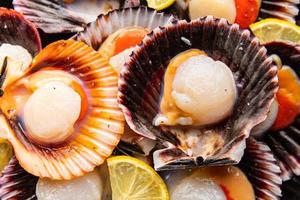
[264,41,300,73]
[118,16,278,170]
[259,0,299,23]
[0,8,41,56]
[0,156,38,200]
[239,137,282,200]
[263,117,300,181]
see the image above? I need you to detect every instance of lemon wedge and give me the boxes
[0,138,13,171]
[250,18,300,44]
[107,156,169,200]
[147,0,176,10]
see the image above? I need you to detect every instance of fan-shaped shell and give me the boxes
[73,6,175,50]
[0,40,124,180]
[118,16,278,170]
[263,118,300,181]
[0,8,41,56]
[0,156,38,200]
[259,0,299,23]
[239,137,282,200]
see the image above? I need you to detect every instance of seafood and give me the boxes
[0,156,38,200]
[251,41,300,181]
[239,137,282,200]
[0,39,124,180]
[13,0,123,33]
[259,0,300,23]
[118,16,278,170]
[74,7,174,155]
[164,166,255,200]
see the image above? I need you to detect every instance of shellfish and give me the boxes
[0,39,125,180]
[73,7,174,155]
[118,16,278,170]
[0,156,38,200]
[251,41,300,181]
[13,0,123,33]
[259,0,300,23]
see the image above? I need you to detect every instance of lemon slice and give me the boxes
[147,0,176,10]
[250,18,300,44]
[107,156,169,200]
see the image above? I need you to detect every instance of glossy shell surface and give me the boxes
[118,16,278,170]
[0,40,124,180]
[0,156,38,200]
[0,8,41,56]
[239,137,282,200]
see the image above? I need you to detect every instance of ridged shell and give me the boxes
[239,137,282,200]
[259,0,299,23]
[0,8,41,56]
[264,41,300,73]
[263,117,300,181]
[73,7,175,50]
[0,156,38,200]
[118,16,278,170]
[0,40,125,180]
[12,0,122,33]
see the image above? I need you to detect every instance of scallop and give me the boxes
[0,40,125,180]
[164,166,255,200]
[118,16,278,170]
[259,0,299,23]
[13,0,121,33]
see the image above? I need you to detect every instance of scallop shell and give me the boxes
[13,0,124,33]
[259,0,299,23]
[73,6,175,50]
[264,41,300,72]
[0,40,124,180]
[118,16,278,170]
[239,137,282,200]
[0,156,38,200]
[0,8,41,56]
[263,118,300,181]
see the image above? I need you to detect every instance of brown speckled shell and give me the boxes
[263,117,300,181]
[0,40,124,180]
[73,6,175,50]
[0,8,41,56]
[239,137,282,200]
[0,156,38,200]
[118,16,278,170]
[259,0,299,23]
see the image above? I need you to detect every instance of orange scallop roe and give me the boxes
[271,67,300,131]
[114,28,148,55]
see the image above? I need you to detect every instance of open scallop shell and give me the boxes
[0,40,124,180]
[263,118,300,181]
[259,0,299,23]
[73,6,175,50]
[239,137,282,200]
[0,8,41,56]
[0,156,38,200]
[118,16,278,170]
